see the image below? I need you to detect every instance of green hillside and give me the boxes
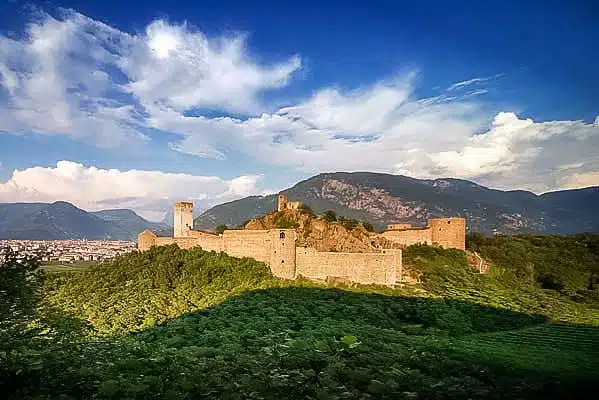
[2,234,599,399]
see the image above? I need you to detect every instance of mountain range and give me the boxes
[1,172,597,240]
[0,202,167,240]
[194,172,599,235]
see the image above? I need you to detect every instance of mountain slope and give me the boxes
[91,209,168,238]
[0,202,162,240]
[195,172,599,234]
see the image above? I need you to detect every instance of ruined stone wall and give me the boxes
[286,201,301,210]
[380,228,432,246]
[154,237,203,249]
[429,218,466,250]
[295,247,399,285]
[187,230,224,252]
[387,223,413,230]
[221,230,272,264]
[137,230,157,251]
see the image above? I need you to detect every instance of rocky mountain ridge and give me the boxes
[195,172,599,235]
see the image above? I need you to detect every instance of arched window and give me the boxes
[280,231,286,239]
[281,259,285,264]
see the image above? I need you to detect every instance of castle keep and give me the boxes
[138,196,466,285]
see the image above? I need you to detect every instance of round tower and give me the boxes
[174,201,194,238]
[429,217,466,250]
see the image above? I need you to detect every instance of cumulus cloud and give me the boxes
[0,161,263,220]
[0,9,300,145]
[165,78,599,192]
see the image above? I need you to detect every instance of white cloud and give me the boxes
[0,161,263,221]
[0,9,597,197]
[123,20,301,115]
[0,9,300,145]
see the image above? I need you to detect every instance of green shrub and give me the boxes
[362,221,374,232]
[323,210,337,222]
[273,213,299,229]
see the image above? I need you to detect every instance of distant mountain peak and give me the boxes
[0,202,167,240]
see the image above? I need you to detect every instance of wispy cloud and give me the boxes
[446,73,505,91]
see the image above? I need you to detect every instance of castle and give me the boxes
[137,195,466,285]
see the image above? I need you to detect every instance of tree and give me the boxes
[323,210,337,222]
[0,247,44,348]
[298,203,315,216]
[362,221,374,232]
[215,224,228,234]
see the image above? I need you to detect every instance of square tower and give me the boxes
[278,194,288,212]
[174,201,194,237]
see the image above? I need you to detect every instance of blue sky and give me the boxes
[0,0,598,220]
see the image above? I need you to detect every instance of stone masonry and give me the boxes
[138,195,466,285]
[138,196,401,285]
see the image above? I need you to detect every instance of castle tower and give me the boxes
[429,217,466,250]
[268,229,297,279]
[174,201,194,238]
[278,194,288,212]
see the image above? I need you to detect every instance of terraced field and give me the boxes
[457,323,599,377]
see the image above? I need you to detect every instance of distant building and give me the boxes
[277,194,302,211]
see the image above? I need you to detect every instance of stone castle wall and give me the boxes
[387,223,413,230]
[381,228,432,246]
[295,247,399,285]
[137,197,464,286]
[137,228,400,286]
[382,217,466,250]
[429,218,466,250]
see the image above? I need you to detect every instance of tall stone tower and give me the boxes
[268,229,297,279]
[174,201,194,238]
[429,217,466,250]
[278,194,288,212]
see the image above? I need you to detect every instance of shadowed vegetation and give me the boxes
[2,235,599,399]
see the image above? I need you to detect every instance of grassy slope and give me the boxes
[11,237,599,399]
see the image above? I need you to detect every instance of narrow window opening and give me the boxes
[280,231,286,239]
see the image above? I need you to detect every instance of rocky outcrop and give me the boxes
[245,210,401,253]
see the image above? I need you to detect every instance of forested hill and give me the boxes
[3,233,598,398]
[194,172,599,235]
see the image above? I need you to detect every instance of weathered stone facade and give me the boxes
[137,197,466,285]
[381,217,466,250]
[277,194,302,211]
[137,199,401,285]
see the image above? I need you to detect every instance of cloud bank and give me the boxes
[0,161,264,221]
[0,8,598,214]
